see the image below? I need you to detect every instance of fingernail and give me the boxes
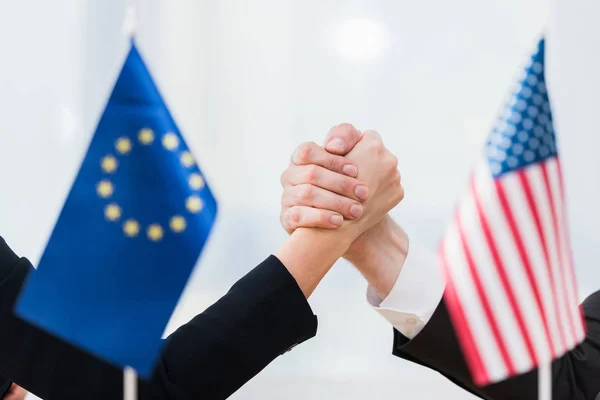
[355,185,369,200]
[342,164,358,177]
[350,204,363,219]
[330,214,343,226]
[326,138,346,152]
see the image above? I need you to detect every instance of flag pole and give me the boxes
[538,362,551,400]
[124,366,137,400]
[122,3,138,400]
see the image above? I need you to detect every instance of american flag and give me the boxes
[439,38,586,386]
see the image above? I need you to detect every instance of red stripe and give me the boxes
[440,245,490,385]
[556,159,587,337]
[517,168,566,353]
[495,179,557,355]
[540,161,577,343]
[471,177,537,367]
[457,216,515,375]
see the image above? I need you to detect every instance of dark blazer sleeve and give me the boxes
[0,236,317,400]
[391,292,600,400]
[0,379,10,398]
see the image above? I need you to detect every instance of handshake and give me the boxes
[275,122,409,301]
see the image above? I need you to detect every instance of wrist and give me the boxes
[346,216,409,300]
[275,226,355,298]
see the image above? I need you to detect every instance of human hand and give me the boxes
[340,129,403,238]
[276,124,402,298]
[281,123,403,244]
[280,123,408,299]
[280,124,368,232]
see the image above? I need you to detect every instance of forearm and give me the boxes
[276,226,356,298]
[158,255,318,399]
[346,216,408,300]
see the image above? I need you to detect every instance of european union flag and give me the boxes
[15,41,217,377]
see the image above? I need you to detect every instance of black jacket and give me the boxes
[0,236,317,399]
[393,292,600,399]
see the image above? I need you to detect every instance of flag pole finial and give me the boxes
[123,3,137,38]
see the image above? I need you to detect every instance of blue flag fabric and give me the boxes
[16,41,217,377]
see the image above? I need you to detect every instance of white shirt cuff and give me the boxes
[367,240,445,339]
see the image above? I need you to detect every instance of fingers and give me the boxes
[281,164,369,201]
[281,206,344,232]
[323,123,363,155]
[291,141,358,177]
[282,184,363,220]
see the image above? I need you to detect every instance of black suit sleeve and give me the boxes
[145,255,318,399]
[391,292,600,399]
[0,236,317,400]
[0,380,10,398]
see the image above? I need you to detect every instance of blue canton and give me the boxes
[486,39,557,178]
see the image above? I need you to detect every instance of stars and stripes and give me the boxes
[440,38,586,385]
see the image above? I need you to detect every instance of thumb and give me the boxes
[323,123,363,155]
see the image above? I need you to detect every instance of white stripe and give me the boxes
[546,159,586,343]
[443,222,507,381]
[526,164,574,349]
[473,164,551,364]
[458,189,532,372]
[501,171,563,358]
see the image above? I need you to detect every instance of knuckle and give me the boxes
[280,169,289,187]
[397,185,405,202]
[296,184,313,202]
[333,197,348,214]
[287,207,300,225]
[319,210,332,225]
[337,177,352,195]
[386,156,399,173]
[366,137,384,154]
[280,211,289,229]
[281,209,296,231]
[326,155,343,172]
[304,165,320,184]
[294,142,316,164]
[281,187,293,206]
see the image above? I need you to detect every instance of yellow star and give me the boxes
[162,133,179,150]
[104,203,121,221]
[123,219,140,237]
[189,173,205,190]
[147,224,164,241]
[169,215,187,233]
[101,155,118,173]
[96,180,114,198]
[180,151,195,167]
[115,137,132,154]
[138,128,154,145]
[186,195,204,213]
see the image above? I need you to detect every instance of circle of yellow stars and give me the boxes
[98,128,206,242]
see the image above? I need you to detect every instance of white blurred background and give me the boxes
[0,0,598,399]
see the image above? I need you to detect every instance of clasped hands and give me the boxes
[278,123,409,300]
